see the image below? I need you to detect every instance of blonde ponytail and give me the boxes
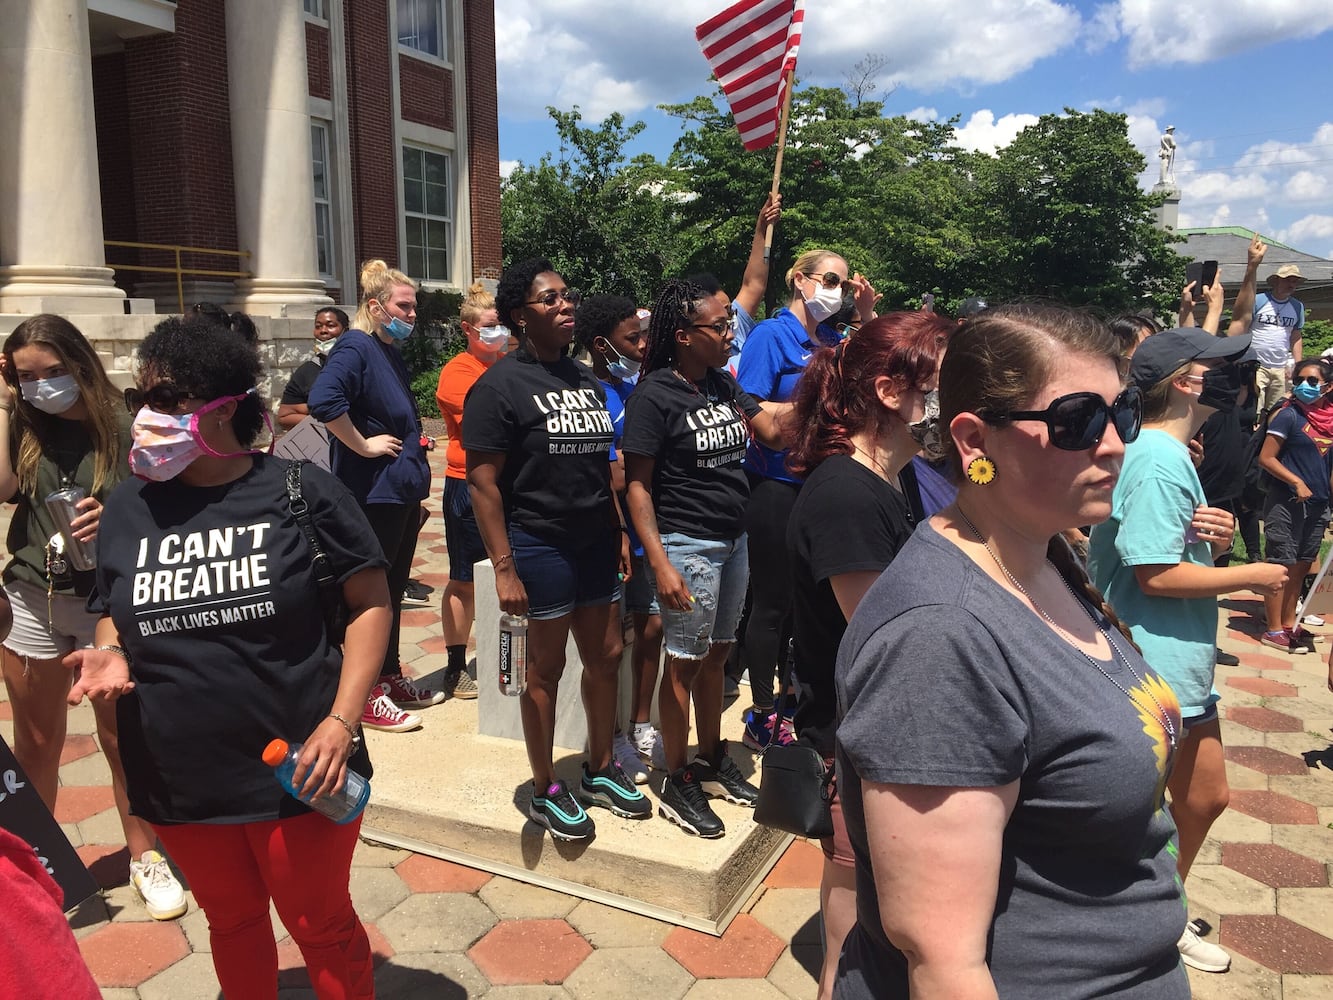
[460,281,496,327]
[354,259,417,332]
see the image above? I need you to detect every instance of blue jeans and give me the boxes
[510,526,620,621]
[648,532,749,659]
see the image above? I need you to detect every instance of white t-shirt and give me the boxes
[1249,292,1305,367]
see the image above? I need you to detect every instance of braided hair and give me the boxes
[643,279,711,374]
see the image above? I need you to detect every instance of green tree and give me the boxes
[972,108,1185,312]
[500,107,682,303]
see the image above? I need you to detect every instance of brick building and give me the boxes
[0,0,501,320]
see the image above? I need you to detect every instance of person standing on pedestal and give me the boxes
[1248,263,1306,412]
[464,258,647,842]
[310,260,439,734]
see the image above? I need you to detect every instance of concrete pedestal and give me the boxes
[474,558,638,750]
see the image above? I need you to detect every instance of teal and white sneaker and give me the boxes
[529,780,596,841]
[579,762,652,819]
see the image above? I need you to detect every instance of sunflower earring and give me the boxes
[966,456,997,485]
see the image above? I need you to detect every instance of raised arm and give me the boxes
[733,194,781,321]
[1227,234,1266,337]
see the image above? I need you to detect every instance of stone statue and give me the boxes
[1158,125,1177,186]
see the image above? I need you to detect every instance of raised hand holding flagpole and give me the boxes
[695,0,805,260]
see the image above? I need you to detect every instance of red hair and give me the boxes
[786,312,953,479]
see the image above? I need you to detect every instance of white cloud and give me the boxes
[1286,171,1329,202]
[1279,214,1333,247]
[1082,3,1122,51]
[952,110,1040,153]
[906,107,939,122]
[499,160,520,179]
[493,1,1084,121]
[1108,0,1333,68]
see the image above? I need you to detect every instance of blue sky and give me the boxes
[494,1,1333,259]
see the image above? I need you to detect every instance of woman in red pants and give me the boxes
[68,315,391,1000]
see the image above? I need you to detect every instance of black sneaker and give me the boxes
[692,741,759,807]
[528,780,595,841]
[401,580,432,606]
[579,762,651,818]
[658,768,725,838]
[1215,648,1240,667]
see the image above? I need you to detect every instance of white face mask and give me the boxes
[475,325,510,352]
[20,374,81,415]
[315,338,337,356]
[601,340,642,381]
[802,278,846,324]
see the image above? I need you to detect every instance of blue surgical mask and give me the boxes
[383,315,414,340]
[20,374,81,415]
[1294,381,1322,403]
[601,341,641,381]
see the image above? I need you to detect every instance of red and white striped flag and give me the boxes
[695,0,804,151]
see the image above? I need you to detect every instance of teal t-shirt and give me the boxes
[1089,429,1219,717]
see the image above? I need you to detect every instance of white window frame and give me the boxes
[396,0,449,64]
[302,0,328,21]
[311,120,336,283]
[401,144,453,286]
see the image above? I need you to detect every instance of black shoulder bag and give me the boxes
[285,461,350,646]
[753,639,835,839]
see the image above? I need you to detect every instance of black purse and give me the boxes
[753,639,835,839]
[285,461,350,646]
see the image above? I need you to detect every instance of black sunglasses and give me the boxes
[124,384,200,414]
[1295,375,1324,387]
[984,386,1143,451]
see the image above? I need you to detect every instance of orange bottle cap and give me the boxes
[261,738,290,766]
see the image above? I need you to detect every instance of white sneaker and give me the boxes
[1178,924,1230,973]
[1302,614,1325,627]
[632,723,660,762]
[130,850,187,920]
[361,683,423,732]
[613,731,649,785]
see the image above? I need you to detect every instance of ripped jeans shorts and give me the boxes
[646,531,749,660]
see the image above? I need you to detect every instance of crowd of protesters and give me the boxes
[5,203,1328,998]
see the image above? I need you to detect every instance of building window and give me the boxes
[303,0,328,19]
[397,0,446,60]
[311,122,335,281]
[402,145,452,283]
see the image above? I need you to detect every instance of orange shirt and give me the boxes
[436,351,492,480]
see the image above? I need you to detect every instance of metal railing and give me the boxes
[103,240,252,313]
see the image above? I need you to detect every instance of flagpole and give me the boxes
[763,67,795,262]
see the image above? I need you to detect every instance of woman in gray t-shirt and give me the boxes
[835,305,1188,999]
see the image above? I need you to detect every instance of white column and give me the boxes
[0,0,126,314]
[225,0,331,315]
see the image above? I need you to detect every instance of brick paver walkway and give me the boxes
[3,443,1332,997]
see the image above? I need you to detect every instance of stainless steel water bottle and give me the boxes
[44,487,96,571]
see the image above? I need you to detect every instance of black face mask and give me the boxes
[1197,365,1242,413]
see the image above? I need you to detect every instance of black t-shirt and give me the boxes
[462,349,615,544]
[620,368,762,541]
[280,356,325,406]
[788,456,913,757]
[90,456,387,825]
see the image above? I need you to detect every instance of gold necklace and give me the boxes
[955,505,1179,755]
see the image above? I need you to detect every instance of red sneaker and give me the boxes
[361,683,423,732]
[381,672,445,708]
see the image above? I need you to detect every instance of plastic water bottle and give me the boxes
[499,613,528,696]
[261,738,369,824]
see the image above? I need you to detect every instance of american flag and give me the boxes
[695,0,804,151]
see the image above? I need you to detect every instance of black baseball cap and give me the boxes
[1129,328,1254,390]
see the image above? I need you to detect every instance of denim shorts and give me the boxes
[623,552,659,616]
[444,477,488,583]
[647,532,748,659]
[510,526,621,621]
